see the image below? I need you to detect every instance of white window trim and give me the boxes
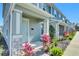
[14,9,22,34]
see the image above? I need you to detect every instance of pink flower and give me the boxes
[22,42,33,55]
[41,34,51,43]
[64,32,69,36]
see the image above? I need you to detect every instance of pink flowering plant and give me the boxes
[41,34,51,52]
[41,34,51,43]
[21,42,33,56]
[64,32,69,37]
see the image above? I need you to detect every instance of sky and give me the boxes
[0,3,79,26]
[0,3,3,26]
[55,3,79,24]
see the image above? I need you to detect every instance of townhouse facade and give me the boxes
[3,3,75,56]
[0,26,2,33]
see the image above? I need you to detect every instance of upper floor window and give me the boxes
[63,17,65,20]
[59,14,61,19]
[56,12,59,19]
[39,3,43,9]
[54,10,57,17]
[60,15,63,20]
[52,7,54,15]
[42,4,48,11]
[48,6,51,14]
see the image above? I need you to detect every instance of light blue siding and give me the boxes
[20,17,28,43]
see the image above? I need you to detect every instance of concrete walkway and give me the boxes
[63,31,79,56]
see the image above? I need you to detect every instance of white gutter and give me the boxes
[9,3,15,56]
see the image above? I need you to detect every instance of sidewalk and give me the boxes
[63,31,79,56]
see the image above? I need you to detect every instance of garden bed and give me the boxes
[0,36,9,56]
[57,40,71,51]
[46,32,76,56]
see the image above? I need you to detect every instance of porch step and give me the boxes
[30,41,43,48]
[29,41,44,56]
[41,53,49,56]
[34,46,43,51]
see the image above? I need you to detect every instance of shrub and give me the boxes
[64,32,76,40]
[49,43,55,50]
[67,32,76,40]
[52,37,58,46]
[54,38,58,46]
[49,47,63,56]
[49,37,58,51]
[68,35,73,40]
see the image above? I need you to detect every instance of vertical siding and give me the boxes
[3,3,11,48]
[4,13,10,49]
[3,3,11,19]
[20,17,28,43]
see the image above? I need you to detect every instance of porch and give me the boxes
[11,4,50,55]
[50,19,67,39]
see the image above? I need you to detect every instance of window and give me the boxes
[43,4,48,12]
[54,10,57,17]
[39,3,42,9]
[42,4,47,11]
[63,18,65,20]
[52,7,54,15]
[60,15,63,20]
[59,14,61,19]
[48,6,51,14]
[41,23,44,35]
[56,12,59,19]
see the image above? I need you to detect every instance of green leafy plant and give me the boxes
[67,32,76,40]
[51,37,58,46]
[53,37,58,46]
[68,35,73,40]
[49,37,58,51]
[49,43,55,50]
[49,47,63,56]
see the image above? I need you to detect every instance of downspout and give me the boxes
[9,3,15,56]
[28,20,30,43]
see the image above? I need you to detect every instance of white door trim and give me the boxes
[23,18,30,43]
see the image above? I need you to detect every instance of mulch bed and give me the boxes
[57,40,71,51]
